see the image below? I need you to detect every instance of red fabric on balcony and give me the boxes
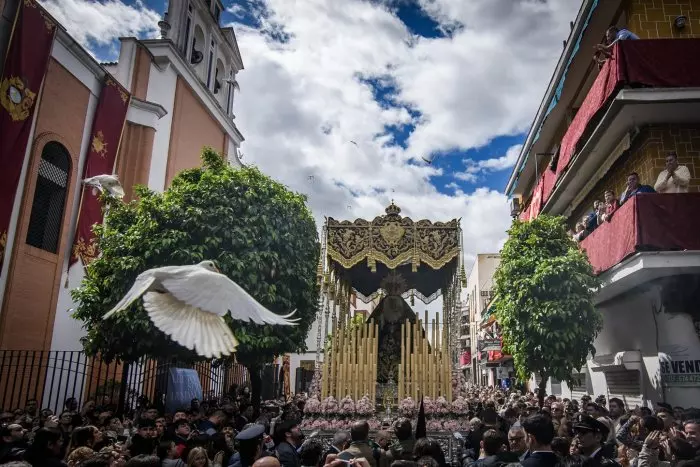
[555,54,621,179]
[619,39,700,88]
[580,193,700,274]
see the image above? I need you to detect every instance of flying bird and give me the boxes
[421,156,437,165]
[83,174,125,199]
[350,141,358,146]
[103,260,298,358]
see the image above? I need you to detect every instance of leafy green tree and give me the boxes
[72,147,319,409]
[493,214,601,407]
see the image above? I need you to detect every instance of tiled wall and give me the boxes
[627,0,700,38]
[568,124,700,225]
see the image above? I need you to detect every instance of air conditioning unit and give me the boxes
[510,197,521,217]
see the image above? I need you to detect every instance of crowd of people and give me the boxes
[1,386,699,467]
[570,151,690,242]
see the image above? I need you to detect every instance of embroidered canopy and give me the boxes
[324,202,463,302]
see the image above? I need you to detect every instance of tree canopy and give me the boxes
[493,214,601,405]
[72,148,320,371]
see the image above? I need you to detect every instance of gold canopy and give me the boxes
[326,202,461,273]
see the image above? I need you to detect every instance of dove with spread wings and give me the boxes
[103,260,298,358]
[83,174,125,199]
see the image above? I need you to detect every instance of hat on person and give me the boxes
[235,423,266,442]
[573,415,609,439]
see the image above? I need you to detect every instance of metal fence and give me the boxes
[0,350,249,414]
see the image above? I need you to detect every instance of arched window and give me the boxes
[26,141,71,253]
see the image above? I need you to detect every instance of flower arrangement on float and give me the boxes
[300,391,473,431]
[300,395,378,430]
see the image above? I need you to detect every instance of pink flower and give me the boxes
[321,396,339,414]
[304,396,321,414]
[368,419,381,430]
[450,396,469,415]
[427,420,443,431]
[443,420,460,431]
[423,397,436,415]
[338,395,355,415]
[356,395,375,416]
[434,396,450,415]
[399,397,416,417]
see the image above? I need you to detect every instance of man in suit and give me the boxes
[520,414,559,467]
[338,421,378,467]
[274,420,302,467]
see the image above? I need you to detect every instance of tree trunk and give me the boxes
[537,372,548,408]
[248,363,262,419]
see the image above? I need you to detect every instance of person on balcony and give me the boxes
[600,190,620,222]
[654,152,690,193]
[593,26,639,68]
[620,172,655,204]
[573,222,587,242]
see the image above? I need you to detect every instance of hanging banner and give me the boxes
[70,77,130,267]
[0,0,56,271]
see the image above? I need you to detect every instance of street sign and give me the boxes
[479,338,502,352]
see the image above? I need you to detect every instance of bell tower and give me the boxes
[160,0,243,118]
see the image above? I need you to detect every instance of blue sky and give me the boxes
[41,0,580,261]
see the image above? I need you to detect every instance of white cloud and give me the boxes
[39,0,580,273]
[40,0,160,48]
[478,144,523,171]
[454,144,523,183]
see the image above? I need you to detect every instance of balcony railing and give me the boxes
[580,193,700,274]
[524,39,700,218]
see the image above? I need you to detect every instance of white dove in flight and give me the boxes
[103,260,298,358]
[83,174,125,199]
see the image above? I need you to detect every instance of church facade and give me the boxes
[0,0,245,354]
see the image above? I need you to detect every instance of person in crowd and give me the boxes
[607,399,625,432]
[683,420,699,451]
[655,152,691,194]
[236,406,255,433]
[186,446,211,467]
[0,423,28,463]
[551,437,570,460]
[321,432,350,467]
[274,420,302,467]
[158,439,186,467]
[230,424,266,467]
[299,440,323,467]
[620,172,655,204]
[520,414,559,467]
[129,419,158,458]
[23,427,66,467]
[66,446,96,466]
[572,415,619,466]
[338,421,376,467]
[508,425,528,460]
[413,438,447,467]
[199,411,228,437]
[253,457,281,467]
[386,418,415,464]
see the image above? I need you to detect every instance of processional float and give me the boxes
[312,202,466,406]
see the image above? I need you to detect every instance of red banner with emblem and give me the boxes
[69,77,130,267]
[0,0,56,271]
